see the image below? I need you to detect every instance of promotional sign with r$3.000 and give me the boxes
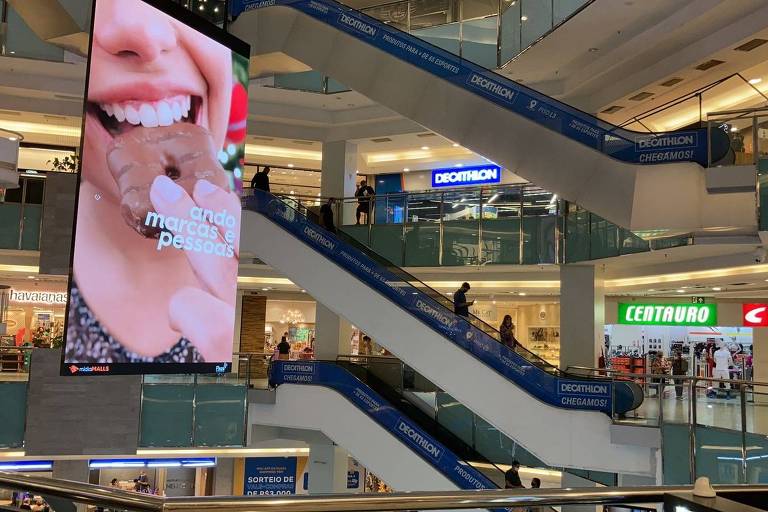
[62,0,250,375]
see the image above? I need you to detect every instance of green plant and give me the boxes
[47,154,79,173]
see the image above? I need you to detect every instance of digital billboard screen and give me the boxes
[62,0,250,375]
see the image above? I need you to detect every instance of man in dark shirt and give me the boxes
[251,166,271,192]
[355,179,375,224]
[504,460,523,488]
[453,282,474,317]
[277,335,291,360]
[320,198,336,233]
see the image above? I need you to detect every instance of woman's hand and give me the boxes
[149,175,240,362]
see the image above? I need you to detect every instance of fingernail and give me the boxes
[153,175,182,203]
[195,179,218,197]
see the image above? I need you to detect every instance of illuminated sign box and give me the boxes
[618,303,717,326]
[431,165,501,188]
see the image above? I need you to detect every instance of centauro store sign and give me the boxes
[618,303,717,327]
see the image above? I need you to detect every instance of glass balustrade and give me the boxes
[272,0,592,89]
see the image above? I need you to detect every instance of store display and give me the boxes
[527,327,560,366]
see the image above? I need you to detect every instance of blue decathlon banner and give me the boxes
[270,361,497,492]
[230,0,709,167]
[248,191,638,414]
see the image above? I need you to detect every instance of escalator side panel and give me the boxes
[231,0,707,166]
[249,192,619,414]
[242,206,655,473]
[270,360,497,491]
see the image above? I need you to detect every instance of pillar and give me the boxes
[308,443,349,494]
[321,141,358,225]
[49,460,90,512]
[314,302,352,360]
[240,294,267,379]
[213,458,235,496]
[753,328,768,424]
[559,265,605,370]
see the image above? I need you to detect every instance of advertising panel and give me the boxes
[62,0,250,375]
[743,304,768,327]
[617,303,717,327]
[243,457,306,496]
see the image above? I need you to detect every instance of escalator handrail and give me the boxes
[336,358,509,477]
[230,0,709,166]
[275,192,563,377]
[248,190,638,414]
[268,359,501,493]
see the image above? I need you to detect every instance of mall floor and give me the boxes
[624,387,768,434]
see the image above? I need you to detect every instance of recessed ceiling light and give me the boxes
[27,275,35,279]
[403,168,410,172]
[588,47,599,52]
[8,136,18,141]
[261,288,269,291]
[750,78,763,84]
[420,146,429,150]
[301,289,306,293]
[520,15,528,21]
[712,287,722,291]
[731,126,739,132]
[676,289,685,293]
[452,143,460,147]
[519,292,527,296]
[9,51,14,54]
[287,163,294,168]
[454,163,463,167]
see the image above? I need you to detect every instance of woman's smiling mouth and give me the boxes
[91,95,202,136]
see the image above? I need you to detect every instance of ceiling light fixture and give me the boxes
[750,78,763,85]
[287,163,294,168]
[676,289,685,293]
[452,143,460,147]
[403,168,410,172]
[420,146,429,150]
[521,15,528,21]
[518,292,527,296]
[712,287,722,291]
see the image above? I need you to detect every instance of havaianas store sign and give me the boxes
[618,303,717,327]
[431,165,501,188]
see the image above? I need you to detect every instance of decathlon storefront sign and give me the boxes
[431,165,501,188]
[618,303,717,327]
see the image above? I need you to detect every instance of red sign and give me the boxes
[743,304,768,326]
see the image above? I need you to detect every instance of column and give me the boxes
[49,460,90,512]
[314,302,352,360]
[213,458,235,496]
[239,294,267,380]
[321,141,358,226]
[559,265,605,370]
[308,443,349,494]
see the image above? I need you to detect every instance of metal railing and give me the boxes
[707,106,768,167]
[567,365,768,483]
[0,471,767,511]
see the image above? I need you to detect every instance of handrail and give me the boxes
[565,365,766,388]
[1,472,767,511]
[262,191,564,377]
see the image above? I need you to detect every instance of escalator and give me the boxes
[254,359,501,492]
[243,190,655,475]
[229,0,755,236]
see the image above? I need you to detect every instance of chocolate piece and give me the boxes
[107,124,228,237]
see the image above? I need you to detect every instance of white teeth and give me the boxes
[124,105,140,125]
[99,95,193,128]
[114,105,126,123]
[171,102,182,122]
[139,104,159,128]
[157,101,174,127]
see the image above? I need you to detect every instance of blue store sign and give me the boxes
[431,165,501,188]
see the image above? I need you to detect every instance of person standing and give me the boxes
[453,282,474,317]
[355,179,375,225]
[504,460,523,488]
[320,197,337,233]
[277,335,291,361]
[251,166,271,193]
[499,315,518,351]
[713,343,734,393]
[671,350,688,399]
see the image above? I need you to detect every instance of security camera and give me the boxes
[754,247,767,263]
